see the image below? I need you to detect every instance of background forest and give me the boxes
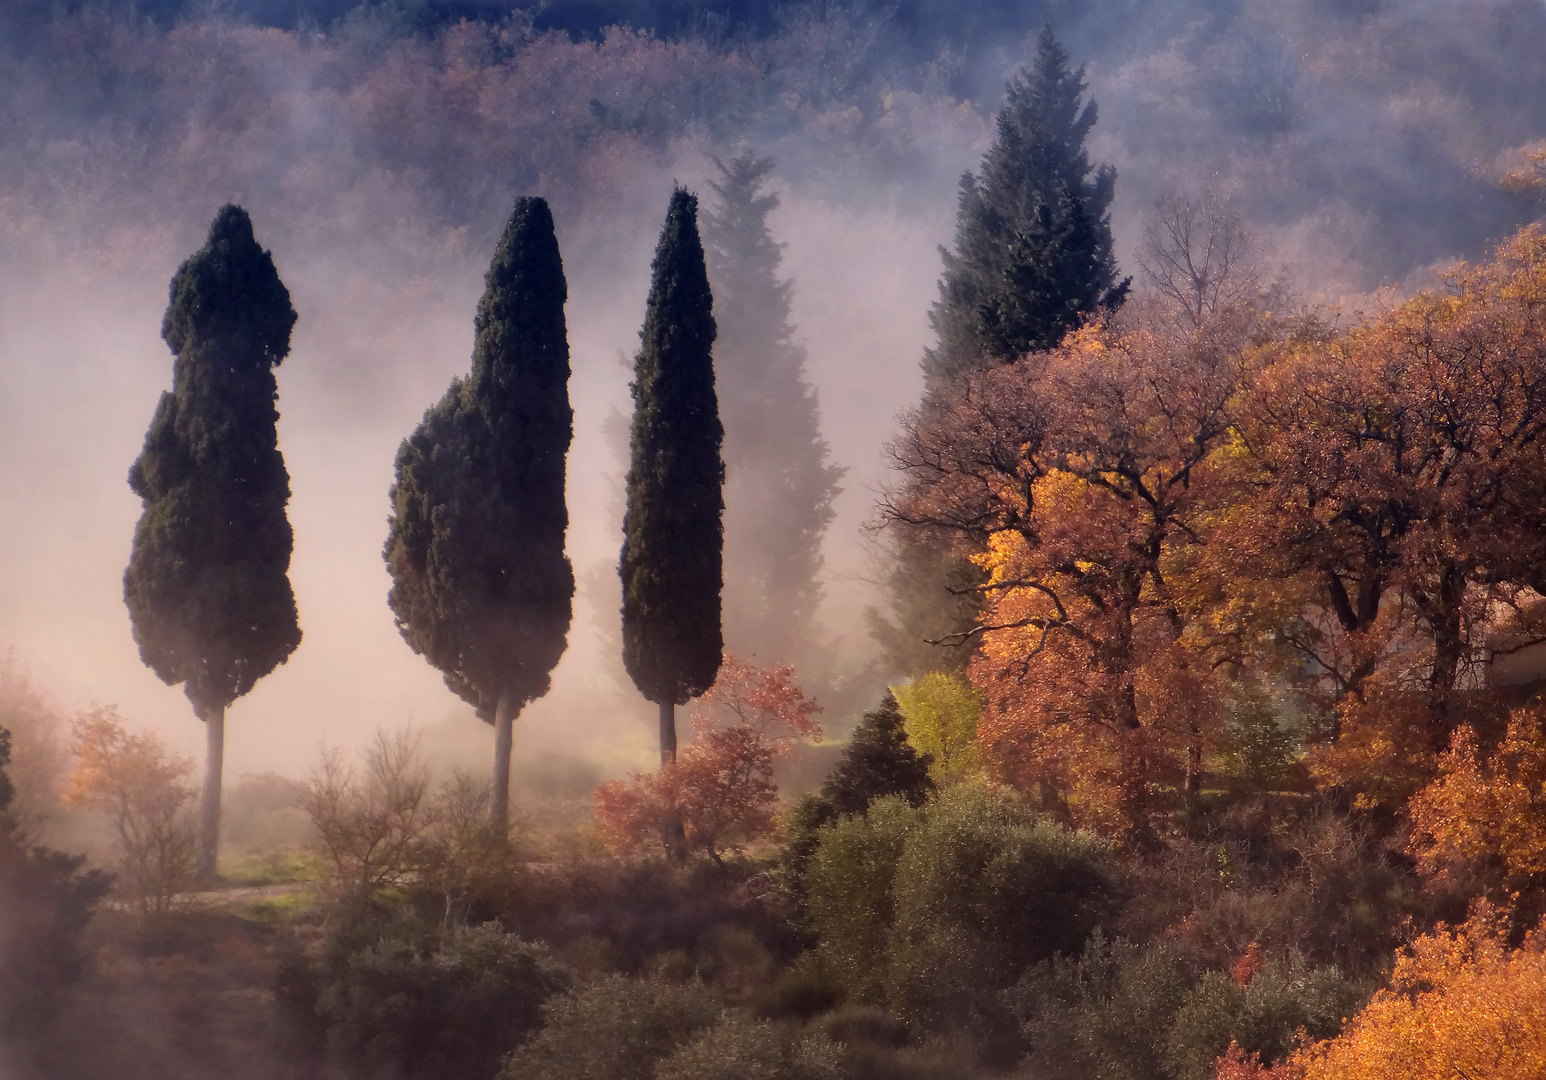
[5,1,1546,1079]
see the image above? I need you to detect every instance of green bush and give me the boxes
[1013,935,1364,1080]
[1014,932,1197,1080]
[803,796,918,1002]
[324,923,569,1080]
[501,975,721,1080]
[1162,957,1363,1080]
[884,785,1118,1037]
[654,1015,843,1080]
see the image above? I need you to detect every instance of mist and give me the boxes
[2,0,1544,782]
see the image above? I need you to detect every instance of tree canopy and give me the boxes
[620,187,725,717]
[385,195,575,724]
[124,204,301,718]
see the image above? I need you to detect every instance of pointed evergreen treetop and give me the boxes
[620,187,725,706]
[124,204,301,716]
[820,691,934,816]
[925,25,1127,388]
[702,151,842,669]
[385,195,574,722]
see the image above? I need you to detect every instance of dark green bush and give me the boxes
[654,1015,842,1080]
[885,785,1118,1038]
[323,923,569,1080]
[501,975,720,1080]
[1162,957,1363,1080]
[1014,933,1197,1080]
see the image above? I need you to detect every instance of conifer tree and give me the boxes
[702,151,842,670]
[124,204,301,879]
[924,24,1127,390]
[620,188,725,767]
[385,196,574,833]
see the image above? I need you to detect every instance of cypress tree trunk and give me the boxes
[658,699,677,764]
[492,690,515,835]
[198,704,225,880]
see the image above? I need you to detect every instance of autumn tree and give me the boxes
[1218,225,1546,799]
[593,656,819,861]
[124,204,301,879]
[892,672,982,786]
[886,298,1261,834]
[1406,701,1546,918]
[1274,904,1546,1080]
[620,188,725,770]
[63,706,198,913]
[702,151,842,671]
[385,196,574,834]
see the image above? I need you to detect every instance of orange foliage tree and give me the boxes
[62,706,197,913]
[885,298,1263,835]
[1407,700,1546,913]
[1219,227,1546,802]
[593,656,820,861]
[1239,904,1546,1080]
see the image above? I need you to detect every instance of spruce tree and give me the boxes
[620,188,725,766]
[124,204,301,880]
[702,151,843,670]
[385,196,574,833]
[924,24,1127,390]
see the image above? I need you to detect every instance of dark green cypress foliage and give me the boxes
[924,25,1127,390]
[702,152,843,671]
[620,187,725,764]
[124,204,301,878]
[385,196,574,830]
[820,691,934,816]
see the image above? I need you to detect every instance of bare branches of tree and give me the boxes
[1138,188,1286,325]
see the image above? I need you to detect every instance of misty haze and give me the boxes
[3,1,1546,1078]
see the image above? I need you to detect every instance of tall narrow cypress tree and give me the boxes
[620,188,725,766]
[702,151,842,670]
[124,204,301,879]
[385,196,574,833]
[924,25,1127,391]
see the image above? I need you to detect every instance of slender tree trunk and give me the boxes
[197,703,225,880]
[659,699,678,764]
[658,698,687,860]
[492,690,515,838]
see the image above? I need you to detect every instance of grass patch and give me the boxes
[219,848,324,886]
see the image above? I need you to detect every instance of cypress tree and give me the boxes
[385,196,574,833]
[124,204,301,879]
[924,24,1128,390]
[702,151,843,670]
[620,187,725,766]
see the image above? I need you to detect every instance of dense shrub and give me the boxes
[803,796,917,1002]
[501,975,721,1080]
[1015,932,1197,1080]
[654,1015,843,1080]
[1163,958,1363,1080]
[0,724,112,1038]
[1013,933,1364,1080]
[804,785,1119,1045]
[322,923,569,1080]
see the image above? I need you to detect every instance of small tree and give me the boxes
[594,656,820,861]
[124,204,301,879]
[386,196,574,834]
[299,729,436,895]
[892,672,982,787]
[620,188,725,772]
[62,706,198,914]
